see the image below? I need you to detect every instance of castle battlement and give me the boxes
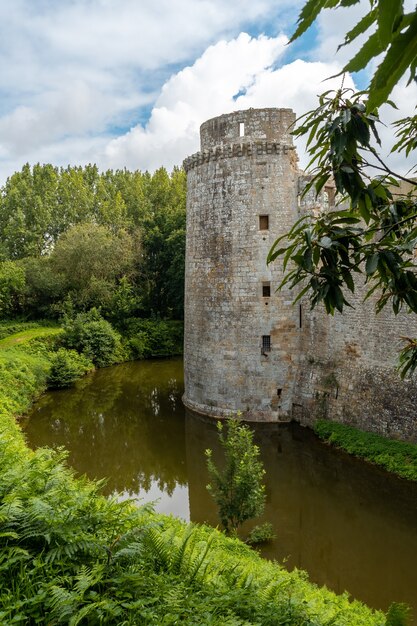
[183,142,295,172]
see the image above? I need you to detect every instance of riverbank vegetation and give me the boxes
[315,420,417,482]
[0,355,390,624]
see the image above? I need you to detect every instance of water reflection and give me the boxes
[24,359,417,620]
[186,414,417,616]
[24,359,187,509]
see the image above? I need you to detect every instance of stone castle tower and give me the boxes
[183,108,417,439]
[183,108,304,420]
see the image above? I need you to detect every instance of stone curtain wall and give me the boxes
[183,109,302,420]
[184,108,417,441]
[295,277,417,440]
[294,179,417,441]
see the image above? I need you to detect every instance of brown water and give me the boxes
[23,358,417,619]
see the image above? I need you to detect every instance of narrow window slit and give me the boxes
[239,122,245,137]
[259,215,269,230]
[262,282,271,298]
[262,335,271,354]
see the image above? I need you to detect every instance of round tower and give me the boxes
[183,108,301,421]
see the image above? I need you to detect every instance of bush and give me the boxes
[47,348,93,389]
[246,522,276,546]
[61,309,122,367]
[0,321,45,340]
[206,418,266,534]
[123,318,183,359]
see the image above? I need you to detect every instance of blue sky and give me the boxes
[0,0,414,182]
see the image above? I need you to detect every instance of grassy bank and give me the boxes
[315,419,417,481]
[0,334,393,623]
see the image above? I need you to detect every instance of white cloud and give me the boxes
[103,33,289,170]
[102,34,356,172]
[0,1,414,181]
[0,0,303,179]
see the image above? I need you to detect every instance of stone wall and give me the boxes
[294,282,417,440]
[183,108,417,441]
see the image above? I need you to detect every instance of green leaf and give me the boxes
[365,252,379,275]
[343,31,384,74]
[290,0,331,42]
[319,236,332,248]
[377,0,403,49]
[339,8,377,50]
[368,13,417,111]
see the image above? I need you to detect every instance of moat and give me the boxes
[23,358,417,621]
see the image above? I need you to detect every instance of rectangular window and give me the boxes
[262,282,271,297]
[259,215,269,230]
[262,335,271,353]
[239,122,245,137]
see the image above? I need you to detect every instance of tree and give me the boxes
[205,418,266,534]
[269,1,417,376]
[139,167,186,318]
[50,222,137,314]
[0,261,26,318]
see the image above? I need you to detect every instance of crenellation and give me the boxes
[183,141,295,172]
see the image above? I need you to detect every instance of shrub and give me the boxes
[122,318,183,359]
[206,418,266,534]
[0,321,44,340]
[47,349,93,389]
[61,309,122,367]
[246,522,276,546]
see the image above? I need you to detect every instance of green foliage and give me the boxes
[140,167,186,319]
[275,2,417,376]
[47,348,94,389]
[290,1,417,111]
[315,419,417,481]
[122,318,184,359]
[0,261,26,318]
[0,164,186,323]
[50,222,137,313]
[206,419,266,534]
[246,522,276,546]
[0,320,47,340]
[0,349,50,416]
[61,309,122,367]
[386,602,411,626]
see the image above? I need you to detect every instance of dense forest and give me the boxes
[0,163,186,322]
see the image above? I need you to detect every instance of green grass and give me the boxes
[0,343,392,624]
[0,326,62,350]
[315,419,417,481]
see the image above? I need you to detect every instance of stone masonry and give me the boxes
[183,108,417,441]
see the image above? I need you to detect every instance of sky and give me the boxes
[0,0,415,183]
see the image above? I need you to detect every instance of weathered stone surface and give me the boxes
[183,108,417,440]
